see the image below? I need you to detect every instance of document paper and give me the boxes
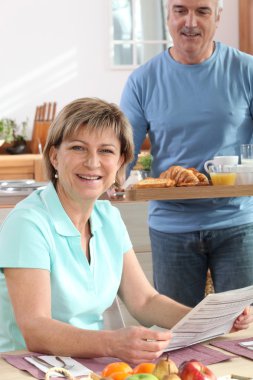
[164,285,253,351]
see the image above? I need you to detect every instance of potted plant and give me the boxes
[0,118,28,154]
[134,152,153,178]
[0,119,14,145]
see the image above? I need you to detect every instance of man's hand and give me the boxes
[106,186,125,200]
[231,306,253,332]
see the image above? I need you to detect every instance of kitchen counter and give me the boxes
[0,154,47,182]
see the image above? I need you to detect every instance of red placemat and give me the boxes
[210,336,253,360]
[2,344,234,380]
[163,344,235,367]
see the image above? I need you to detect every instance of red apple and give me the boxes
[179,360,217,380]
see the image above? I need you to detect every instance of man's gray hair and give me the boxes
[167,0,224,18]
[216,0,223,16]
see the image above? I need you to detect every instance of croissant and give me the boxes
[188,167,209,185]
[133,177,175,188]
[160,166,182,181]
[160,166,199,186]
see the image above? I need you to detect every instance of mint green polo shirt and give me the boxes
[0,183,132,352]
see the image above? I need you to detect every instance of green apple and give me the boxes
[126,374,159,380]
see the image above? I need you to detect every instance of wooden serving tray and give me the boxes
[125,184,253,201]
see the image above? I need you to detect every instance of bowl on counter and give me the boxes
[236,165,253,185]
[0,179,48,196]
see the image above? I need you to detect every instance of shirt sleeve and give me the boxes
[111,204,133,254]
[99,201,133,255]
[0,209,52,271]
[118,213,133,255]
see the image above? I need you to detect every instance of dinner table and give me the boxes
[1,324,253,380]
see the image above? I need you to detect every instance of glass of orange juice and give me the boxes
[207,165,237,185]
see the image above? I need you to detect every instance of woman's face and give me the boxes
[49,126,124,204]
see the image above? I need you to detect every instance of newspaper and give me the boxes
[153,285,253,352]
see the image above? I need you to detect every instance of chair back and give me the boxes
[103,297,125,330]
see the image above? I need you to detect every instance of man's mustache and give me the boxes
[181,27,201,35]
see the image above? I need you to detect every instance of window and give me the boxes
[111,0,172,68]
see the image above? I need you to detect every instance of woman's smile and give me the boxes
[76,173,102,181]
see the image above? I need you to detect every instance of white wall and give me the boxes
[0,0,239,138]
[215,0,239,47]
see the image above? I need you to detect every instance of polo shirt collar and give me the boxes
[41,182,102,237]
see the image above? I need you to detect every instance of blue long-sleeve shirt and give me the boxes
[120,42,253,233]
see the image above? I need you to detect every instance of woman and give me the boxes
[0,98,251,363]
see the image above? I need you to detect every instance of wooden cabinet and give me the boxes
[239,0,253,54]
[115,202,151,253]
[0,154,47,181]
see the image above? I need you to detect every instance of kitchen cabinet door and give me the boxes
[239,0,253,54]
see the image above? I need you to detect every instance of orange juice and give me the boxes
[210,172,237,185]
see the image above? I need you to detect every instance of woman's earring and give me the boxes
[55,172,58,179]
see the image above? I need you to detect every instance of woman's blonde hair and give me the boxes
[43,97,134,187]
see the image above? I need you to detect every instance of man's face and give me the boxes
[167,0,221,64]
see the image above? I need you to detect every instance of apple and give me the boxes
[179,360,217,380]
[126,374,159,380]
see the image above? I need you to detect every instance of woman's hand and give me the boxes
[107,326,172,365]
[230,306,253,332]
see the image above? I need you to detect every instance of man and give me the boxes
[120,0,253,307]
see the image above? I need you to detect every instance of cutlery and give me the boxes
[239,340,253,349]
[31,102,57,153]
[27,356,52,369]
[55,356,74,369]
[28,355,74,370]
[231,375,253,380]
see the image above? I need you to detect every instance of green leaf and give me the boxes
[139,154,153,171]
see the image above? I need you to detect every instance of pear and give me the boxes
[152,357,178,380]
[162,375,181,380]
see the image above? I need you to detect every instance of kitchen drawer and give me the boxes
[115,202,151,253]
[0,154,47,181]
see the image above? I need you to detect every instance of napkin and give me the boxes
[210,336,253,360]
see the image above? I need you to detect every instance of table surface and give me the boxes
[1,325,253,379]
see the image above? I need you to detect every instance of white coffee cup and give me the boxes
[204,156,238,173]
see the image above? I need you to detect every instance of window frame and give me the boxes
[109,0,171,70]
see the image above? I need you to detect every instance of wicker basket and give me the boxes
[45,367,75,380]
[45,367,99,380]
[205,269,214,296]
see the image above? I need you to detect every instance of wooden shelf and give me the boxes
[126,184,253,201]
